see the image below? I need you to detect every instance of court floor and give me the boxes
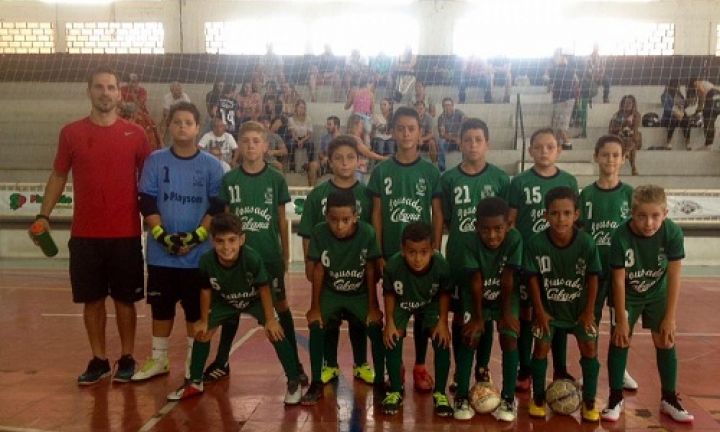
[1,260,719,432]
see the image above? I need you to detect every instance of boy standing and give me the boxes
[301,190,385,404]
[133,102,224,382]
[167,213,301,404]
[382,222,453,417]
[367,107,444,392]
[602,185,693,423]
[524,186,602,422]
[507,128,578,389]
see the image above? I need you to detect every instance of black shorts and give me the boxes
[69,236,144,304]
[146,265,203,322]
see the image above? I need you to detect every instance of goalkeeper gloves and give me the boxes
[151,225,182,255]
[176,226,209,248]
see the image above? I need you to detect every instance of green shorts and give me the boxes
[208,299,269,329]
[518,271,531,308]
[534,320,597,343]
[393,301,440,332]
[321,289,369,326]
[594,276,611,322]
[457,286,519,338]
[265,261,286,302]
[450,272,469,314]
[610,296,667,334]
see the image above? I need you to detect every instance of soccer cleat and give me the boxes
[433,392,454,417]
[382,391,403,415]
[413,365,434,392]
[623,370,639,391]
[475,367,491,384]
[131,357,169,382]
[492,398,517,422]
[660,393,694,423]
[202,362,230,383]
[298,363,309,387]
[320,365,340,384]
[300,381,324,406]
[353,363,375,385]
[112,354,136,383]
[284,379,302,405]
[515,372,531,392]
[528,398,546,418]
[453,396,474,420]
[78,357,111,386]
[167,381,203,401]
[582,401,600,422]
[601,393,624,422]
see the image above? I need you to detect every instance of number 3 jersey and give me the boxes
[382,251,451,312]
[508,168,578,240]
[524,229,602,323]
[609,219,684,305]
[307,221,382,295]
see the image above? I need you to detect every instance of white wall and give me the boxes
[0,0,718,55]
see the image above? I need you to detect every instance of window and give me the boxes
[65,22,164,54]
[205,19,307,55]
[0,22,55,54]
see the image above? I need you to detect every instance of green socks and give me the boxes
[531,357,548,401]
[308,321,324,383]
[189,340,211,382]
[551,328,569,374]
[432,338,451,393]
[518,319,533,376]
[502,349,519,401]
[580,356,600,402]
[607,344,629,391]
[386,337,405,392]
[367,323,385,384]
[278,309,301,367]
[657,347,677,394]
[413,314,428,365]
[214,316,239,367]
[454,338,474,398]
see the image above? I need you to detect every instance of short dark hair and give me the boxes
[327,134,359,159]
[441,97,454,105]
[210,213,243,236]
[460,118,490,142]
[476,197,509,220]
[545,186,578,210]
[326,189,357,213]
[167,101,201,125]
[87,66,120,88]
[327,116,341,128]
[530,127,556,147]
[401,222,432,244]
[594,134,625,155]
[391,106,420,128]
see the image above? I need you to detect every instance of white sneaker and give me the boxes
[131,357,169,381]
[661,395,694,423]
[284,380,301,405]
[623,370,638,390]
[601,398,624,422]
[492,398,517,422]
[166,381,203,401]
[453,397,474,420]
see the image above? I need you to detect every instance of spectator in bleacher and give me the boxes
[160,82,191,144]
[251,65,265,93]
[348,114,387,182]
[437,97,465,172]
[309,45,342,103]
[344,49,369,94]
[458,56,493,104]
[409,80,436,117]
[370,51,393,90]
[392,46,417,103]
[237,82,261,122]
[263,93,284,120]
[199,116,238,167]
[288,99,315,174]
[415,100,438,164]
[207,146,232,174]
[686,77,720,150]
[119,102,161,151]
[658,79,691,150]
[548,53,578,150]
[609,95,642,176]
[281,82,301,116]
[261,43,286,86]
[372,98,395,156]
[120,73,149,114]
[345,77,374,134]
[259,115,289,172]
[203,80,224,135]
[212,83,239,139]
[587,44,610,104]
[319,115,341,174]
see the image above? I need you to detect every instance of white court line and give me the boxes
[0,427,56,432]
[137,327,261,432]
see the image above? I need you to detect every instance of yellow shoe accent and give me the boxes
[320,365,340,384]
[582,404,600,422]
[352,363,375,385]
[528,399,546,418]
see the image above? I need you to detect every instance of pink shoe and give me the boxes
[413,365,434,392]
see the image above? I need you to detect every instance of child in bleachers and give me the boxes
[609,95,642,176]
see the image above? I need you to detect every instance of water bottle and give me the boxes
[30,220,59,257]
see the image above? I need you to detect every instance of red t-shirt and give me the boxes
[54,117,151,238]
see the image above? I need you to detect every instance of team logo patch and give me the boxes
[264,187,274,205]
[481,185,494,199]
[575,258,587,275]
[430,283,439,296]
[620,201,630,219]
[416,178,427,197]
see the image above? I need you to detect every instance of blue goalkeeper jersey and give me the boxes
[139,148,224,268]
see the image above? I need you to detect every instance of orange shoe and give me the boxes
[413,365,434,392]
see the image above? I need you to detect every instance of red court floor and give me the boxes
[1,263,720,432]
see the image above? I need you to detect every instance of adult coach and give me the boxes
[31,67,151,385]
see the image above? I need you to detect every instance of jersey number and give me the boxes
[624,249,635,267]
[454,185,471,204]
[162,166,170,183]
[524,186,542,204]
[321,250,330,267]
[228,185,241,204]
[209,277,221,291]
[393,280,404,295]
[384,178,392,195]
[585,202,593,219]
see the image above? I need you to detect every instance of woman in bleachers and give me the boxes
[288,99,315,172]
[236,82,261,123]
[609,95,642,175]
[345,77,375,134]
[659,79,691,150]
[348,113,387,182]
[686,78,720,150]
[371,98,394,156]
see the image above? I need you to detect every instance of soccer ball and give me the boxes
[546,379,581,415]
[469,382,501,413]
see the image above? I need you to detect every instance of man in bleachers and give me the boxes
[161,82,191,144]
[548,52,578,150]
[437,97,465,172]
[309,45,342,103]
[318,115,341,175]
[261,43,286,87]
[409,80,436,117]
[344,49,369,94]
[458,55,494,104]
[120,73,149,114]
[587,44,610,104]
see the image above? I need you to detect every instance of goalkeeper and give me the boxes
[132,101,225,381]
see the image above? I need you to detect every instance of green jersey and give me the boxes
[508,168,578,240]
[297,179,372,238]
[524,229,602,323]
[367,157,441,258]
[609,219,684,305]
[463,228,523,308]
[383,251,451,312]
[220,165,290,264]
[579,181,633,272]
[441,163,510,266]
[199,246,269,310]
[307,221,382,294]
